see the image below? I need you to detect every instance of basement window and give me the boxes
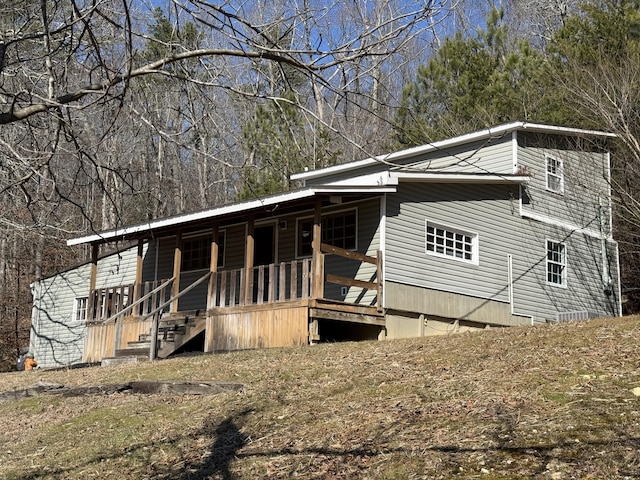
[547,240,567,287]
[425,221,478,265]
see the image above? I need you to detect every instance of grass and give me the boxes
[1,316,640,479]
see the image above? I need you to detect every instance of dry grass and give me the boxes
[1,316,640,479]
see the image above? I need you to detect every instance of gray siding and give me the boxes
[517,133,611,233]
[385,183,517,304]
[305,137,514,185]
[31,244,146,368]
[400,137,514,174]
[384,181,619,323]
[511,219,619,323]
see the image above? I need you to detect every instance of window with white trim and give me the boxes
[297,210,357,257]
[182,232,225,271]
[73,297,88,322]
[546,240,566,286]
[425,221,478,264]
[546,155,564,193]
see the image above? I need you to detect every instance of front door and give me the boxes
[254,225,275,266]
[253,225,275,302]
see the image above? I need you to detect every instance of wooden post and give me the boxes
[132,239,144,314]
[207,225,219,310]
[205,225,219,354]
[170,232,182,313]
[87,243,99,322]
[244,217,255,305]
[150,311,159,360]
[312,197,324,299]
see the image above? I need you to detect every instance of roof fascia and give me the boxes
[391,172,529,184]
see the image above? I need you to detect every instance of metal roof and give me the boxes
[291,122,615,182]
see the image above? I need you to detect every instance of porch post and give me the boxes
[132,239,144,310]
[170,231,183,313]
[205,225,219,354]
[87,243,99,322]
[244,217,255,305]
[207,224,219,310]
[312,197,324,299]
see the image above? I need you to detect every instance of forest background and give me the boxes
[1,0,639,370]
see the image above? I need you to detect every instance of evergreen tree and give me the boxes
[395,7,552,146]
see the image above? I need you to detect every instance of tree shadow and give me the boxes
[176,409,252,480]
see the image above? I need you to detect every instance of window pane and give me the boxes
[426,222,476,263]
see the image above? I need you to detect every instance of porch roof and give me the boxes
[67,185,395,247]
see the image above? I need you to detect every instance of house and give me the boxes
[30,122,622,368]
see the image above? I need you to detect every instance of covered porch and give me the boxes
[74,191,389,363]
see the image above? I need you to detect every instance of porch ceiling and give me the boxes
[67,185,394,247]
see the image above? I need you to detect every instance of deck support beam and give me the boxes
[87,243,99,323]
[133,239,144,308]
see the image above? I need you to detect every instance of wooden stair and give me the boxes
[120,311,207,359]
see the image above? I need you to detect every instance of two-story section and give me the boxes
[513,130,619,322]
[293,122,621,335]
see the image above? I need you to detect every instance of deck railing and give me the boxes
[88,247,382,320]
[209,258,313,307]
[87,278,174,323]
[321,243,382,311]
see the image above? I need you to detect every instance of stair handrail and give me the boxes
[145,271,212,360]
[101,277,175,324]
[139,271,212,325]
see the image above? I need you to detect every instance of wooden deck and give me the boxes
[83,245,384,362]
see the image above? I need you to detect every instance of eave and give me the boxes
[291,122,615,183]
[67,185,395,247]
[389,172,529,184]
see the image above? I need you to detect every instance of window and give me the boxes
[73,297,88,322]
[546,155,564,193]
[182,232,225,271]
[425,221,478,264]
[547,240,566,286]
[297,210,357,257]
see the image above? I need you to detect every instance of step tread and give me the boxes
[115,348,150,358]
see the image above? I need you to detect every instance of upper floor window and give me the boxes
[546,155,564,194]
[547,240,567,286]
[425,221,478,264]
[182,232,225,271]
[297,209,357,257]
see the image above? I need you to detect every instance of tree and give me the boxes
[547,0,640,309]
[394,7,552,146]
[0,0,447,369]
